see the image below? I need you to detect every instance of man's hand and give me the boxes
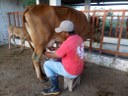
[44,51,51,58]
[44,51,61,59]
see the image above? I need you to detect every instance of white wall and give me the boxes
[49,0,61,6]
[0,0,24,45]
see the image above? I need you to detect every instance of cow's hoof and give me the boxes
[40,78,48,83]
[39,76,48,83]
[41,80,48,83]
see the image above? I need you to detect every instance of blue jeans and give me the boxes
[43,59,78,78]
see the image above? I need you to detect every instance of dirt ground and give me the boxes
[0,45,128,96]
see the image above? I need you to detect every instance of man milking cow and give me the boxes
[22,4,91,95]
[41,20,84,95]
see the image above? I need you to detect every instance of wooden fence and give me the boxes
[7,12,22,27]
[7,10,128,58]
[82,10,128,58]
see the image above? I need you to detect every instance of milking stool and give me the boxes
[64,75,81,92]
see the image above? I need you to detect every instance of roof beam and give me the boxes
[62,0,128,5]
[66,3,128,6]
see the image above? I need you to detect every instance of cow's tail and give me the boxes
[22,6,34,51]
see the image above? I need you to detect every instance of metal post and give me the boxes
[84,0,91,20]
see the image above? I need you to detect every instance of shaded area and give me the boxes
[0,45,128,96]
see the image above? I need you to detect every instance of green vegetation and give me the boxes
[21,0,36,6]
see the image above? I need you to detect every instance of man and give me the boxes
[42,20,84,95]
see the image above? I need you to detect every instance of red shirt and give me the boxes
[56,34,84,75]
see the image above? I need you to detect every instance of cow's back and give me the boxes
[54,6,91,40]
[23,4,91,48]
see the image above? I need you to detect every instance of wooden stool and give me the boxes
[64,75,81,92]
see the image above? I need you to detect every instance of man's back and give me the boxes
[56,34,84,75]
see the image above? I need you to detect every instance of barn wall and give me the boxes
[0,0,24,45]
[84,53,128,72]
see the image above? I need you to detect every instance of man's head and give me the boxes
[55,20,74,33]
[55,20,75,40]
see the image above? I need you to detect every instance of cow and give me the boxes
[89,16,102,42]
[8,25,26,51]
[22,4,91,82]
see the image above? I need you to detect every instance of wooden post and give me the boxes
[126,18,128,38]
[89,11,96,52]
[115,16,120,37]
[115,10,126,57]
[109,16,113,37]
[7,13,11,26]
[100,10,107,54]
[13,14,16,26]
[17,13,20,26]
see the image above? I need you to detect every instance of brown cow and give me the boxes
[22,4,91,82]
[8,25,26,51]
[90,16,102,42]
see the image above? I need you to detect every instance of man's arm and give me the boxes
[44,51,61,59]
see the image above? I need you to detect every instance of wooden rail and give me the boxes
[7,10,128,58]
[7,12,23,27]
[82,10,128,57]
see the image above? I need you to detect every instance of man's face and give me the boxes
[60,31,69,40]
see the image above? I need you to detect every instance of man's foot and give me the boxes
[41,88,60,95]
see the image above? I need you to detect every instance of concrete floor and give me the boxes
[0,45,128,96]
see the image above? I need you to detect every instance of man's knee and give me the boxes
[43,60,52,68]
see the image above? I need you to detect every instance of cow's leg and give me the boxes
[32,49,47,82]
[8,33,11,49]
[20,37,25,52]
[12,35,18,48]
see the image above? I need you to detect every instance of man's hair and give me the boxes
[68,30,76,35]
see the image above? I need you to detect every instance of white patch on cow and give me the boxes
[25,23,34,49]
[25,23,32,37]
